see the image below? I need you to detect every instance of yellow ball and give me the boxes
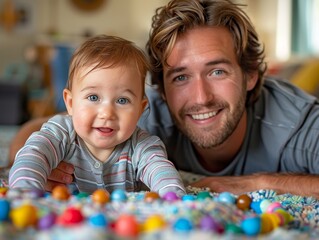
[143,214,166,232]
[260,213,274,234]
[10,204,38,229]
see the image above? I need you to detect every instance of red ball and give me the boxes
[114,214,139,237]
[58,207,84,226]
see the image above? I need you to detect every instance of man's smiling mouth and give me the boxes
[191,111,218,120]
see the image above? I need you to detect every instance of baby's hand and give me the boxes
[46,162,74,191]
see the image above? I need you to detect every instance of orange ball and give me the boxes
[92,189,110,204]
[144,192,160,203]
[236,194,252,211]
[51,185,71,201]
[0,187,8,196]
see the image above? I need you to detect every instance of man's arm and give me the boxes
[191,173,319,198]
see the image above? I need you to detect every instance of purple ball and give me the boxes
[162,192,179,202]
[200,215,224,233]
[38,212,57,230]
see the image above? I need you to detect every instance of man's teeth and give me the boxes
[192,111,217,120]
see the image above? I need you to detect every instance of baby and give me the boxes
[9,35,186,197]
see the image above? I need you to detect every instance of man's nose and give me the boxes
[192,78,213,104]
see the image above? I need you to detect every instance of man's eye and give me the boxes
[117,98,129,105]
[174,75,187,82]
[212,69,224,76]
[88,95,99,101]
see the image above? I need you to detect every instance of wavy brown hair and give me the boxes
[147,0,267,105]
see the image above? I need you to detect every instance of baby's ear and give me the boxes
[63,89,73,115]
[141,97,148,112]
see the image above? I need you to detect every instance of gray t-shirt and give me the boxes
[139,77,319,176]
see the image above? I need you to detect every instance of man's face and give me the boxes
[163,26,257,149]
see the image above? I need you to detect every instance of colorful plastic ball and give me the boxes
[199,215,224,233]
[92,189,110,204]
[225,223,243,234]
[10,204,38,229]
[218,192,236,204]
[114,214,139,237]
[275,208,293,224]
[38,212,57,230]
[0,199,10,221]
[182,194,196,202]
[236,194,252,211]
[173,217,193,232]
[111,189,127,202]
[260,213,275,234]
[250,200,262,214]
[0,187,8,196]
[51,185,71,201]
[77,192,89,199]
[259,199,272,213]
[143,214,166,232]
[262,212,281,229]
[162,191,179,202]
[266,202,282,213]
[89,213,108,228]
[144,192,160,203]
[241,216,261,236]
[58,206,84,226]
[197,191,212,201]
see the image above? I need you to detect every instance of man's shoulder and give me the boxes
[262,77,318,106]
[256,77,319,122]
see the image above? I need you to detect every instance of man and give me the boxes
[10,0,319,197]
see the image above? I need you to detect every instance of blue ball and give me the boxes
[250,200,262,214]
[111,189,127,202]
[173,217,193,232]
[241,216,261,236]
[182,194,196,201]
[0,199,10,221]
[89,213,108,227]
[218,192,236,204]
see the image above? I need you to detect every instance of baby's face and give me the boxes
[63,64,147,161]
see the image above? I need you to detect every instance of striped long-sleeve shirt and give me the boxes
[9,115,186,197]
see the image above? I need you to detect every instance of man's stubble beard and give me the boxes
[171,90,247,149]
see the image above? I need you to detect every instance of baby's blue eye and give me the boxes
[117,98,129,105]
[88,95,99,101]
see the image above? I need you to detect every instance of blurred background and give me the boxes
[0,0,319,124]
[0,0,318,125]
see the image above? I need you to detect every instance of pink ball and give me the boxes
[266,202,282,213]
